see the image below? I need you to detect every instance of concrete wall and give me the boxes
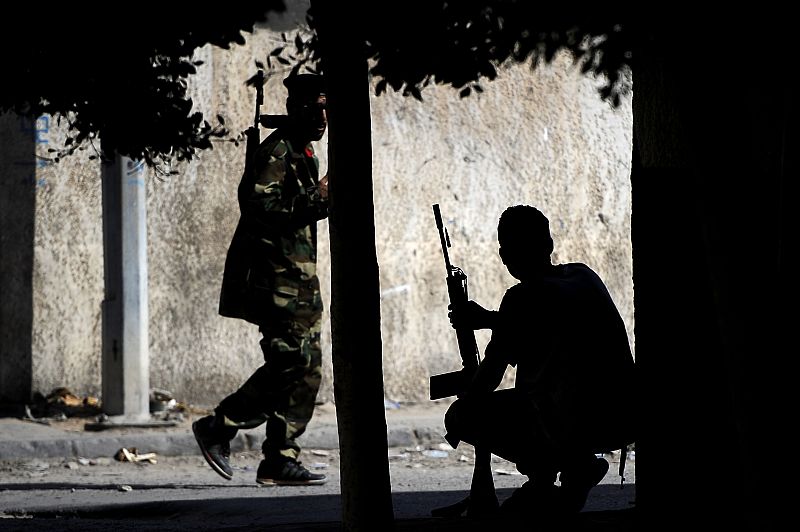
[0,114,104,403]
[0,10,632,408]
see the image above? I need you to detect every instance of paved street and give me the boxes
[0,446,634,530]
[0,400,635,530]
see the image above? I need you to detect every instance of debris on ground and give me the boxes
[384,398,401,409]
[22,405,59,425]
[494,468,522,475]
[114,448,157,464]
[422,450,448,458]
[24,387,103,422]
[149,389,177,413]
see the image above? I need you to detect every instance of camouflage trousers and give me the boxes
[216,315,323,461]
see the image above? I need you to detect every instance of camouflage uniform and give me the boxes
[216,128,327,462]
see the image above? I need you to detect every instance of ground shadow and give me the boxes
[8,485,636,531]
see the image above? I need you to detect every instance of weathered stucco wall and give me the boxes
[2,12,632,408]
[8,117,105,400]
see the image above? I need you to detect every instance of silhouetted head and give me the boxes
[497,205,554,281]
[284,73,327,142]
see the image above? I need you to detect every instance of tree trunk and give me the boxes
[313,3,395,530]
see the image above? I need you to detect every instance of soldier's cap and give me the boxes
[283,73,326,100]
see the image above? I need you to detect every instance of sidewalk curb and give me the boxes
[0,416,449,461]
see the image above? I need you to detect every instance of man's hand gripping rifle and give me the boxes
[429,204,481,401]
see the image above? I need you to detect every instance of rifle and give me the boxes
[429,204,481,401]
[429,204,498,518]
[243,70,265,174]
[236,70,266,209]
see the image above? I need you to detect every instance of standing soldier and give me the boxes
[193,73,330,485]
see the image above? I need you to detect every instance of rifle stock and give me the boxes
[430,204,480,400]
[430,368,473,401]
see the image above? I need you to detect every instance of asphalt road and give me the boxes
[0,446,635,531]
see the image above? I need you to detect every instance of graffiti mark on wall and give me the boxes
[15,115,51,187]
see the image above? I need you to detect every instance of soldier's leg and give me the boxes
[444,388,560,517]
[194,323,288,480]
[557,449,610,513]
[444,388,552,463]
[266,317,323,461]
[436,389,538,518]
[260,319,318,461]
[255,315,326,485]
[215,320,305,433]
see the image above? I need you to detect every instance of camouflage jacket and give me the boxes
[219,128,328,326]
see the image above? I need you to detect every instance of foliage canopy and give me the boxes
[2,5,285,170]
[3,2,635,171]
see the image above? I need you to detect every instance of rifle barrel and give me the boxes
[432,204,452,272]
[254,70,265,129]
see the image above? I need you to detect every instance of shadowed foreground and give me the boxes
[1,486,635,531]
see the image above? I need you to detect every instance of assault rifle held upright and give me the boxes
[429,204,481,400]
[429,205,498,519]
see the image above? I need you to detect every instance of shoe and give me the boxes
[559,457,610,513]
[256,457,327,486]
[192,416,233,480]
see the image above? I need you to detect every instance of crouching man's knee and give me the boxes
[444,401,460,434]
[444,398,479,448]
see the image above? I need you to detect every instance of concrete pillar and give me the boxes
[100,154,149,420]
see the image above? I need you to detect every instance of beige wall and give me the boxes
[0,114,105,402]
[2,18,632,407]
